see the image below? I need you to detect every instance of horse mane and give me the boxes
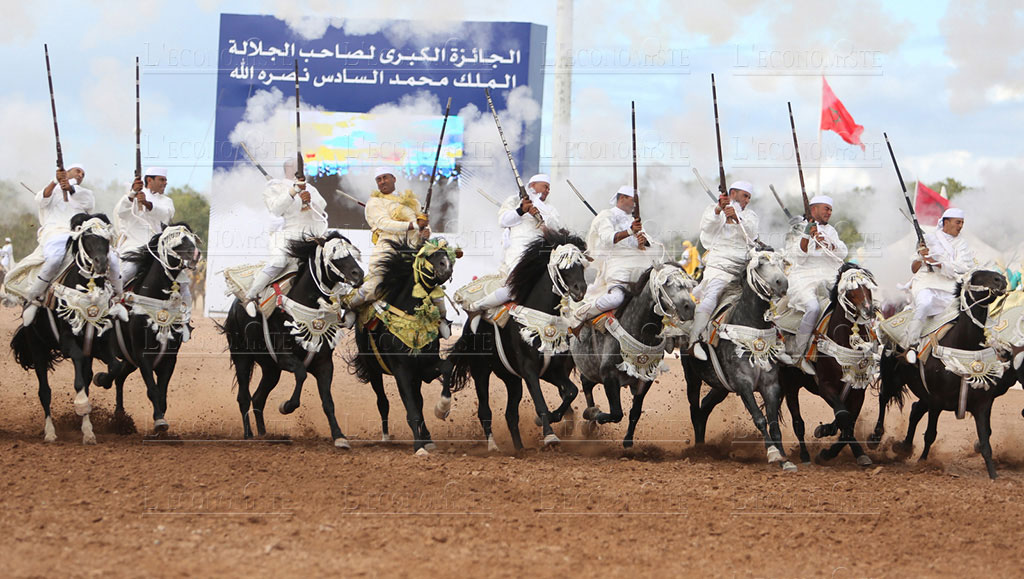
[614,262,683,316]
[375,239,418,302]
[122,221,195,268]
[285,230,352,262]
[506,228,586,302]
[828,262,866,304]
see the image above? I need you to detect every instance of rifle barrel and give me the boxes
[424,96,453,213]
[484,88,541,224]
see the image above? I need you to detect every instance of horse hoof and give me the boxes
[1014,351,1024,370]
[279,400,298,415]
[44,418,56,442]
[154,419,169,433]
[623,438,634,449]
[581,420,598,439]
[487,435,499,453]
[582,406,601,421]
[812,424,830,439]
[334,438,351,450]
[73,392,91,417]
[434,396,452,420]
[534,414,544,427]
[93,373,113,389]
[543,433,561,447]
[425,442,437,452]
[781,461,798,473]
[83,433,97,445]
[974,440,982,454]
[893,442,913,456]
[415,447,430,457]
[856,454,873,467]
[381,433,391,442]
[766,446,784,464]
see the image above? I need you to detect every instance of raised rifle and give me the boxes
[239,142,271,179]
[787,102,812,222]
[423,96,452,216]
[565,180,598,216]
[484,88,541,224]
[885,132,932,271]
[712,74,727,198]
[293,60,310,211]
[631,101,649,247]
[45,45,72,202]
[134,56,143,210]
[768,184,794,220]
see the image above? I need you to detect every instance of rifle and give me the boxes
[631,101,649,247]
[44,45,71,202]
[484,88,541,224]
[693,168,754,247]
[474,187,502,208]
[20,182,35,194]
[423,96,452,216]
[565,179,599,216]
[691,168,719,203]
[134,56,143,210]
[239,142,271,179]
[334,189,367,208]
[885,132,932,272]
[768,184,794,220]
[787,102,812,221]
[711,74,727,198]
[293,60,310,211]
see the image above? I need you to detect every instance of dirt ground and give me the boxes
[1,315,1023,578]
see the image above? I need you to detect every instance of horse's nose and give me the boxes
[350,267,365,287]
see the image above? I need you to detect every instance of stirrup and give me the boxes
[244,299,258,318]
[439,319,451,339]
[799,359,816,376]
[342,310,356,329]
[906,348,918,364]
[22,303,40,327]
[691,342,708,361]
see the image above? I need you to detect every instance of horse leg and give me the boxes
[783,383,811,464]
[522,374,559,446]
[867,395,888,450]
[735,385,775,464]
[251,362,281,437]
[433,359,454,420]
[136,355,167,433]
[760,383,794,470]
[623,380,652,449]
[546,375,579,424]
[233,355,256,439]
[919,406,941,461]
[895,400,927,455]
[595,377,624,426]
[71,352,96,445]
[278,356,307,415]
[693,387,728,445]
[35,362,56,443]
[502,376,525,451]
[582,376,599,411]
[367,372,390,441]
[151,354,178,433]
[412,379,434,450]
[473,366,496,451]
[845,390,871,466]
[312,359,349,449]
[394,368,428,454]
[973,397,998,479]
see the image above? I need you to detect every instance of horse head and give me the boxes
[745,248,788,301]
[961,269,1008,308]
[155,224,202,274]
[547,243,588,302]
[835,264,878,324]
[414,238,458,291]
[68,213,113,279]
[649,263,696,322]
[320,234,364,289]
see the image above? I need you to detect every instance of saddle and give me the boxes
[878,300,960,351]
[222,262,297,318]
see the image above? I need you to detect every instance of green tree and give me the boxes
[925,177,967,200]
[167,185,210,244]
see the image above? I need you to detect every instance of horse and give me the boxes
[221,233,364,447]
[445,229,589,451]
[93,224,201,434]
[779,263,880,465]
[10,213,122,444]
[349,238,456,455]
[680,249,798,471]
[869,269,1009,478]
[572,262,696,448]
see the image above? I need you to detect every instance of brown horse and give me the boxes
[781,263,879,465]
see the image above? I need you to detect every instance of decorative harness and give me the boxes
[50,218,117,337]
[810,268,881,399]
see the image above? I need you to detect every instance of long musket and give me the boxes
[691,168,719,203]
[712,74,727,197]
[293,60,310,211]
[484,88,541,224]
[768,184,794,220]
[135,56,143,210]
[20,182,35,194]
[474,187,502,208]
[565,179,599,216]
[239,142,271,179]
[423,96,453,215]
[787,102,812,221]
[44,45,71,202]
[693,168,754,247]
[885,132,932,271]
[631,101,649,247]
[334,189,367,208]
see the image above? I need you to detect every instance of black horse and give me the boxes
[446,229,588,451]
[350,238,456,455]
[870,269,1009,478]
[11,213,121,444]
[780,263,879,465]
[93,224,201,434]
[222,233,364,447]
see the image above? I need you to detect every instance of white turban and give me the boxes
[67,163,85,173]
[941,207,965,221]
[528,174,550,185]
[610,184,636,204]
[729,180,753,195]
[809,195,833,207]
[144,167,168,178]
[374,167,395,180]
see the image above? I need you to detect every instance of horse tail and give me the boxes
[11,326,60,371]
[444,325,478,393]
[878,352,907,410]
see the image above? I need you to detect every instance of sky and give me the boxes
[2,0,1023,298]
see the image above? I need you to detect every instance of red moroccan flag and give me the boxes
[914,182,949,226]
[820,77,865,151]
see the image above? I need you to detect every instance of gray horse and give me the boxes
[680,249,797,472]
[573,263,696,448]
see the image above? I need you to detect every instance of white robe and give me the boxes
[786,220,848,310]
[497,190,561,274]
[37,181,95,243]
[114,188,175,253]
[910,229,976,297]
[693,202,758,302]
[582,206,661,302]
[263,180,328,265]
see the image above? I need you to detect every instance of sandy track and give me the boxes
[1,316,1022,577]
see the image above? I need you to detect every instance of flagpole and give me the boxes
[816,74,824,196]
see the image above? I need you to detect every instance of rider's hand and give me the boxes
[630,218,643,233]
